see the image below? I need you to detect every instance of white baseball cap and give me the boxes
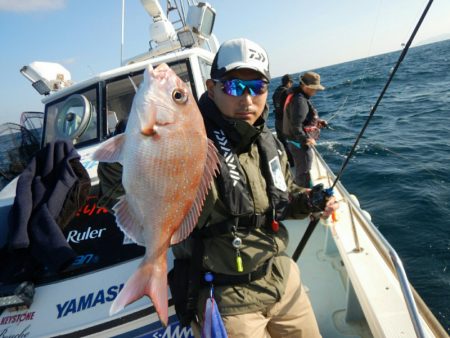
[210,38,271,81]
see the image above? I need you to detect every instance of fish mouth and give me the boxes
[141,125,158,136]
[140,121,173,136]
[140,105,158,136]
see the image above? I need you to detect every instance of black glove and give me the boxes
[308,184,333,213]
[287,185,334,216]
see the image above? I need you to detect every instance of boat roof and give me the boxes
[41,47,215,105]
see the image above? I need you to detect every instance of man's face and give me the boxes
[206,69,268,125]
[302,86,317,97]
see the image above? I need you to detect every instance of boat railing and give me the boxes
[312,147,428,338]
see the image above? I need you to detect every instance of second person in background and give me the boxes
[282,72,328,187]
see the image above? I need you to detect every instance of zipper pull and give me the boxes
[271,209,279,232]
[271,219,279,232]
[236,252,244,273]
[232,236,244,272]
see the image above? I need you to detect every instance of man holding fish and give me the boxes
[174,38,338,338]
[95,37,337,337]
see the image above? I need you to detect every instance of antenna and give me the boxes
[121,0,125,66]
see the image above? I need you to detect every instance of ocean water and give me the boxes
[267,39,450,333]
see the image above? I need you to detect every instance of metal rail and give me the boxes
[312,147,427,337]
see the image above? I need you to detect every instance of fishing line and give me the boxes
[323,0,394,165]
[326,0,383,131]
[330,0,434,190]
[326,96,349,123]
[381,145,444,180]
[322,133,442,180]
[292,3,436,336]
[294,0,434,272]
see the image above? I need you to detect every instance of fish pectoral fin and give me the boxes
[113,196,145,246]
[170,139,220,245]
[92,134,126,163]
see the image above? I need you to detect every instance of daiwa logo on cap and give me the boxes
[248,47,266,62]
[248,48,267,73]
[211,38,271,81]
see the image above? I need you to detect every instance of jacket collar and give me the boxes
[198,93,269,153]
[293,86,310,99]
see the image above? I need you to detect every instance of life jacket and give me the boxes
[205,122,290,222]
[200,94,290,223]
[283,92,294,113]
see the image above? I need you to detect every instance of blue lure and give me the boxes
[201,273,228,338]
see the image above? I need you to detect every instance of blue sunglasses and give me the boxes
[214,78,269,97]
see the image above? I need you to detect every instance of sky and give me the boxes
[1,0,449,125]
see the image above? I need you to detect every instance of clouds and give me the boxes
[61,57,77,65]
[0,0,66,12]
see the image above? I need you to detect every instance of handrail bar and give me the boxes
[312,147,426,338]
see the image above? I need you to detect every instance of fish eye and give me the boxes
[172,88,188,104]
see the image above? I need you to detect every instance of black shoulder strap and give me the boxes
[207,127,254,216]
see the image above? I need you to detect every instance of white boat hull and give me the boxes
[1,146,445,337]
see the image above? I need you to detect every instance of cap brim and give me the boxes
[306,84,325,90]
[301,81,325,90]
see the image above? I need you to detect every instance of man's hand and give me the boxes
[305,138,316,146]
[308,184,339,218]
[317,119,328,129]
[322,196,339,218]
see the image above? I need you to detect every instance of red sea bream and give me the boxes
[93,63,219,326]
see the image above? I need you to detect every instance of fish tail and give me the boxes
[110,256,169,326]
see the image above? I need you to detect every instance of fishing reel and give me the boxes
[309,183,334,213]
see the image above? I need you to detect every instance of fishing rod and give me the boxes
[330,0,434,190]
[293,0,434,262]
[294,8,435,336]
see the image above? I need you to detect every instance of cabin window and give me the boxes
[43,87,99,146]
[104,60,195,138]
[105,74,143,137]
[198,56,212,90]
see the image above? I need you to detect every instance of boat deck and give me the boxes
[285,218,371,338]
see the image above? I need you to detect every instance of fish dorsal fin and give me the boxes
[170,139,220,245]
[113,195,146,246]
[92,134,126,163]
